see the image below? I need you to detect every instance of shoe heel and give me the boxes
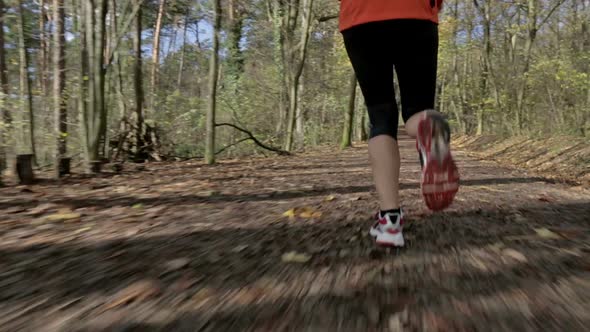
[376,232,405,247]
[417,117,433,153]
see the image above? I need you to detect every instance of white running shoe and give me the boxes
[369,209,405,247]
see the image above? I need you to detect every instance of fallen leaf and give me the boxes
[44,212,82,222]
[366,300,380,325]
[196,190,216,197]
[538,195,554,203]
[348,196,363,201]
[389,312,403,331]
[535,227,561,240]
[299,207,320,218]
[502,248,527,263]
[489,242,506,252]
[171,275,199,292]
[73,227,92,234]
[512,213,528,223]
[132,203,144,209]
[422,311,453,331]
[324,195,336,202]
[231,244,249,253]
[164,258,190,271]
[26,203,59,216]
[299,211,313,218]
[281,251,311,263]
[100,279,161,312]
[4,206,27,214]
[282,208,296,219]
[550,228,586,240]
[191,287,215,305]
[339,249,351,258]
[145,206,167,218]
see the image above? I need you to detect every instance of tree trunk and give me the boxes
[39,0,49,102]
[16,154,34,184]
[177,10,190,88]
[0,0,12,177]
[205,0,222,164]
[515,30,535,133]
[17,0,36,161]
[78,0,89,164]
[227,0,244,82]
[166,15,178,57]
[284,0,314,152]
[110,0,128,146]
[133,0,145,160]
[474,0,493,135]
[341,72,356,149]
[83,0,97,165]
[82,0,108,171]
[271,2,288,138]
[53,0,67,178]
[150,0,166,110]
[97,1,108,161]
[450,0,465,134]
[295,72,305,146]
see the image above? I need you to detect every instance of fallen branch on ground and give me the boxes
[215,123,290,156]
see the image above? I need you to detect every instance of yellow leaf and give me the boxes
[311,211,322,218]
[282,208,296,218]
[300,211,313,218]
[324,195,335,202]
[132,203,143,209]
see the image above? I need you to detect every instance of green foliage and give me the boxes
[1,0,588,167]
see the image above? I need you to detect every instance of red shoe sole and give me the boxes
[417,117,460,211]
[376,241,402,247]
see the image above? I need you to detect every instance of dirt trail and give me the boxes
[1,134,589,331]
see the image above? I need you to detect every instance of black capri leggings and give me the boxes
[342,19,439,139]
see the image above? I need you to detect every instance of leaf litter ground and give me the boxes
[0,134,589,331]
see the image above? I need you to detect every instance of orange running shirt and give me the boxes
[339,0,443,31]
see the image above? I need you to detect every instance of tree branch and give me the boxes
[215,123,291,155]
[106,0,145,68]
[538,0,566,29]
[215,137,250,155]
[318,14,337,22]
[472,0,481,11]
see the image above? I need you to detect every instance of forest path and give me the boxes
[1,133,589,331]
